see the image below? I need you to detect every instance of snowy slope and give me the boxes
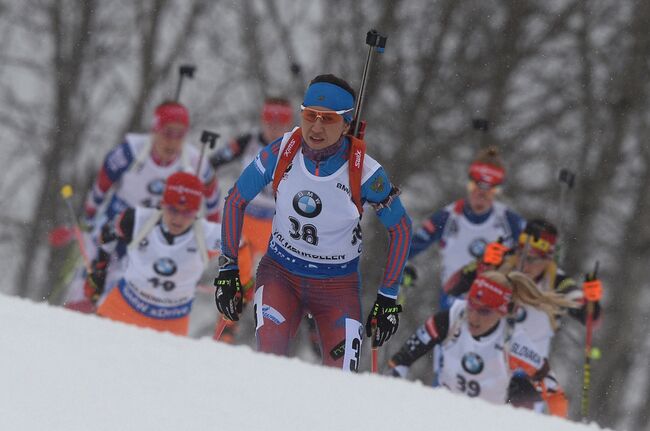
[0,294,608,431]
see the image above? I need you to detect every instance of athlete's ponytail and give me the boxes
[480,271,577,330]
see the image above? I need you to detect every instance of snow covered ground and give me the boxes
[0,293,609,431]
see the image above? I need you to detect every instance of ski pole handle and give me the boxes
[197,130,220,176]
[472,118,489,132]
[174,64,196,101]
[559,168,576,189]
[483,240,507,266]
[352,29,388,138]
[583,280,603,302]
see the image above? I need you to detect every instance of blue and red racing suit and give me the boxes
[221,130,412,369]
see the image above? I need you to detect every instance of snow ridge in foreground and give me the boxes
[0,294,607,431]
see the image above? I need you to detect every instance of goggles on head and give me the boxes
[300,105,353,125]
[518,232,555,256]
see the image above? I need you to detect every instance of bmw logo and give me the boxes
[292,190,322,218]
[515,306,527,323]
[468,238,487,258]
[153,258,177,276]
[147,178,166,195]
[461,352,484,375]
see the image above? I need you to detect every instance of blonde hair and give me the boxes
[481,270,577,330]
[472,146,504,169]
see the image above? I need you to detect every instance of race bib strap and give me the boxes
[272,128,303,196]
[347,135,366,216]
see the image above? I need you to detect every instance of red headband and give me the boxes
[262,102,293,125]
[468,275,512,315]
[162,172,203,211]
[153,103,190,131]
[469,162,505,187]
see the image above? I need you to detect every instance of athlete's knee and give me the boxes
[253,284,294,355]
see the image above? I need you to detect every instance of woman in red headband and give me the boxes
[388,270,575,409]
[210,97,293,260]
[63,101,222,313]
[84,172,252,336]
[405,146,526,312]
[214,74,412,370]
[442,218,603,417]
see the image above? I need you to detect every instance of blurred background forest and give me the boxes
[1,1,649,429]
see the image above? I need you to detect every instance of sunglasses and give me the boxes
[300,105,353,125]
[160,127,187,140]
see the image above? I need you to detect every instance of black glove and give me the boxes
[507,374,542,408]
[365,294,403,347]
[214,268,243,321]
[401,264,418,289]
[84,258,108,303]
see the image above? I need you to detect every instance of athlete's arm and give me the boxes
[362,168,412,299]
[198,163,222,223]
[220,138,280,262]
[504,209,526,245]
[388,311,450,374]
[99,208,136,246]
[409,208,449,259]
[209,134,252,169]
[84,141,135,221]
[444,261,479,296]
[555,274,602,324]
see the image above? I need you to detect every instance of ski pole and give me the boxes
[370,318,379,373]
[60,185,92,274]
[517,233,533,272]
[174,64,196,101]
[213,315,228,341]
[352,29,387,138]
[196,130,220,176]
[581,261,601,422]
[556,168,575,266]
